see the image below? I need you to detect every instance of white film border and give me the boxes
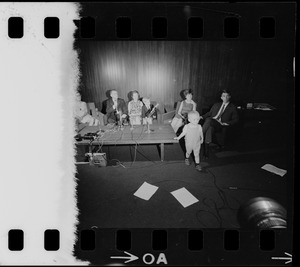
[0,2,87,264]
[0,2,295,265]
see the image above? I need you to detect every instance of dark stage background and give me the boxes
[78,40,291,113]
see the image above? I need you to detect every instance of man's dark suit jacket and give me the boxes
[106,98,128,123]
[202,102,239,125]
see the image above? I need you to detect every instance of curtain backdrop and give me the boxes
[78,40,288,112]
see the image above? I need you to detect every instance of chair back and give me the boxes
[87,102,106,126]
[87,102,97,117]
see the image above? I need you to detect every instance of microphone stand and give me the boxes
[145,118,153,133]
[144,104,157,133]
[130,118,134,130]
[116,109,124,130]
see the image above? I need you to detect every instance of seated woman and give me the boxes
[75,94,99,126]
[141,97,158,125]
[128,90,143,125]
[171,89,197,133]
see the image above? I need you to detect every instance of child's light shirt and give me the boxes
[183,123,203,148]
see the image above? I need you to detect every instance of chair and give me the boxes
[207,105,243,148]
[87,102,106,126]
[148,101,161,124]
[161,101,181,124]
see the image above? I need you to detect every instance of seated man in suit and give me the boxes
[201,90,239,157]
[106,89,128,124]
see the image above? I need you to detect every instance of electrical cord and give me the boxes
[85,124,167,167]
[130,143,138,167]
[95,135,104,153]
[79,136,283,228]
[129,125,147,166]
[193,168,243,228]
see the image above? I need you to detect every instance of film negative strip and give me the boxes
[0,1,295,266]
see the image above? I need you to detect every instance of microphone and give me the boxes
[147,103,159,118]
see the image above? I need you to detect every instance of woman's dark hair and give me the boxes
[130,90,140,100]
[183,89,193,98]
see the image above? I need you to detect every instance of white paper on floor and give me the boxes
[133,182,159,201]
[261,164,287,177]
[170,187,199,208]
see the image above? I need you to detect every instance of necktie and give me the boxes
[216,104,225,120]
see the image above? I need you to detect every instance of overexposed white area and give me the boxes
[0,2,87,264]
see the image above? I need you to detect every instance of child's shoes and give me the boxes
[195,164,202,172]
[185,158,190,165]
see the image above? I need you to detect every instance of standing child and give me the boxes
[174,111,203,171]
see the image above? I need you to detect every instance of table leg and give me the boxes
[160,143,164,161]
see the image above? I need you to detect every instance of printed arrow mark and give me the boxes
[272,252,292,264]
[111,251,139,264]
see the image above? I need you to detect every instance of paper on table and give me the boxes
[261,164,287,177]
[133,182,159,201]
[171,187,199,208]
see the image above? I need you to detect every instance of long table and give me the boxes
[76,124,178,161]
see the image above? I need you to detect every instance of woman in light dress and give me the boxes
[171,89,197,133]
[128,90,143,125]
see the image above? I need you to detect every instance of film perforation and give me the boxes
[79,16,96,38]
[44,17,60,38]
[224,229,240,251]
[80,229,96,251]
[259,229,275,251]
[116,229,131,251]
[152,17,168,38]
[116,17,132,38]
[8,17,24,38]
[152,230,168,251]
[16,14,279,40]
[259,17,276,38]
[8,229,24,251]
[187,17,204,38]
[224,17,240,38]
[4,8,284,41]
[188,229,204,250]
[44,229,60,251]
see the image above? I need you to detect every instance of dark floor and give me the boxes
[75,120,289,229]
[73,120,292,265]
